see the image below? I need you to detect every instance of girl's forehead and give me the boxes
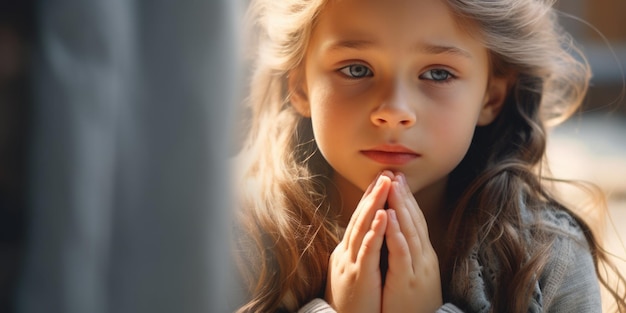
[312,0,486,59]
[320,0,459,25]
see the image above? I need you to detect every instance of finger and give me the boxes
[343,172,382,247]
[357,209,388,270]
[380,170,395,181]
[388,179,422,260]
[347,175,391,261]
[384,209,412,273]
[396,173,431,248]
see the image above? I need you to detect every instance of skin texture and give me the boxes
[290,0,507,221]
[288,0,509,311]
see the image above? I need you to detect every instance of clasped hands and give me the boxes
[325,171,443,313]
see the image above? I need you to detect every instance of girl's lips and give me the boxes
[361,146,420,165]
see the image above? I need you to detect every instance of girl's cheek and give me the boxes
[320,86,373,110]
[329,78,376,100]
[419,81,467,104]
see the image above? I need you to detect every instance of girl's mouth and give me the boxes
[361,145,420,165]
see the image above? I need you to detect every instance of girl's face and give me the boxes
[290,0,507,202]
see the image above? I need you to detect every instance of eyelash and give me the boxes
[338,64,456,84]
[338,64,373,79]
[420,69,456,84]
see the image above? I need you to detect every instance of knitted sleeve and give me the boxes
[296,298,465,313]
[539,212,602,312]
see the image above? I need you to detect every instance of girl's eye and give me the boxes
[420,69,454,82]
[338,64,373,78]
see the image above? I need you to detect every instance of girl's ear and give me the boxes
[477,75,510,126]
[288,68,311,117]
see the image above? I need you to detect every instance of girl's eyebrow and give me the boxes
[416,44,473,59]
[325,39,473,59]
[325,39,375,51]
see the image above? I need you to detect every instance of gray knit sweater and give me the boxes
[297,207,602,313]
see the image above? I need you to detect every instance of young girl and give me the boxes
[232,0,626,312]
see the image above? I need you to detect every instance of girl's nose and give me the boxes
[370,85,416,127]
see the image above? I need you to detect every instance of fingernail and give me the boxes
[376,175,384,187]
[397,173,405,185]
[388,209,397,221]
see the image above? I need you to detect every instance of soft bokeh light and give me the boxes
[550,1,626,311]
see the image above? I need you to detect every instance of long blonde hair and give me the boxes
[444,1,625,311]
[233,0,626,312]
[234,1,337,311]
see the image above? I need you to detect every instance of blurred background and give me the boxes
[0,0,243,313]
[551,1,626,312]
[0,0,623,313]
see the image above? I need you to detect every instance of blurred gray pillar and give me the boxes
[18,1,241,313]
